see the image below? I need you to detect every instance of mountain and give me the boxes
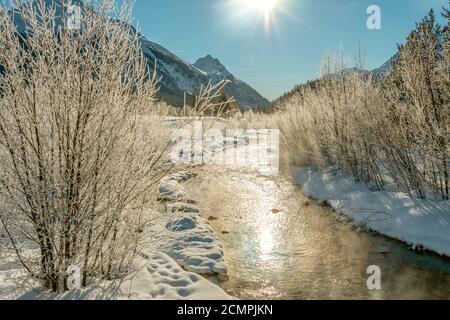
[139,43,270,110]
[270,54,400,109]
[193,55,270,110]
[330,53,399,80]
[339,53,399,79]
[138,38,212,107]
[371,53,399,78]
[7,0,269,110]
[194,55,231,78]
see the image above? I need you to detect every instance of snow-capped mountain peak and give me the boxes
[193,55,269,110]
[371,53,399,79]
[8,1,270,110]
[193,55,232,79]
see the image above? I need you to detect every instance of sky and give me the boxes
[132,0,448,100]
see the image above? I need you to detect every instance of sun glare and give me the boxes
[237,0,280,31]
[224,0,287,33]
[243,0,279,14]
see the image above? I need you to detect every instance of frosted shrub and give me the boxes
[0,0,170,292]
[275,8,449,200]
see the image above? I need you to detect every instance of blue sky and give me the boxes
[132,0,448,100]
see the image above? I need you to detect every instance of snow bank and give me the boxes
[0,265,29,300]
[157,180,188,202]
[120,251,231,300]
[0,170,231,300]
[9,251,230,300]
[148,171,228,276]
[294,167,450,257]
[166,202,200,214]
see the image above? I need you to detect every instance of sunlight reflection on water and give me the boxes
[187,168,450,300]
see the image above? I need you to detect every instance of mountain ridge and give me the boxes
[269,53,400,109]
[193,55,270,110]
[8,0,270,110]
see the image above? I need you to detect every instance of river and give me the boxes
[187,166,450,300]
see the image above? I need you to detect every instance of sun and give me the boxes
[243,0,279,14]
[224,0,284,33]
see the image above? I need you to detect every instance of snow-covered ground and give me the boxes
[0,251,230,300]
[144,171,228,276]
[0,170,232,300]
[294,167,450,257]
[119,251,230,300]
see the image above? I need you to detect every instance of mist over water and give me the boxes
[188,167,450,300]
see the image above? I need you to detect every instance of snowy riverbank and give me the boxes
[0,170,231,300]
[294,167,450,258]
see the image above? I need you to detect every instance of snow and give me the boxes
[294,166,450,257]
[193,55,232,79]
[158,180,188,202]
[166,216,197,232]
[166,202,201,214]
[3,251,230,300]
[166,171,196,182]
[159,59,198,93]
[0,170,231,300]
[192,55,270,109]
[0,265,29,300]
[120,251,231,300]
[147,171,228,276]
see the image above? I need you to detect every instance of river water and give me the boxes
[187,167,450,300]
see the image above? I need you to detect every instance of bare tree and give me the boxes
[245,5,449,200]
[390,9,449,199]
[0,0,171,292]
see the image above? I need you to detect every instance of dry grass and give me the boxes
[228,8,449,200]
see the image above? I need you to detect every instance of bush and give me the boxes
[278,7,449,200]
[0,0,170,292]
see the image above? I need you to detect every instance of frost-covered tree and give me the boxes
[392,8,449,199]
[272,5,449,200]
[0,0,170,292]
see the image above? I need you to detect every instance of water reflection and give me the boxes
[187,168,450,300]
